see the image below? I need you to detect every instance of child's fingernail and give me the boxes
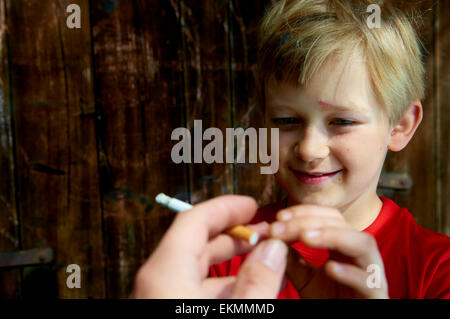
[259,239,288,271]
[271,222,285,235]
[305,229,321,239]
[332,262,344,274]
[279,210,292,221]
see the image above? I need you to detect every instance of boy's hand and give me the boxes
[131,195,288,299]
[270,205,389,299]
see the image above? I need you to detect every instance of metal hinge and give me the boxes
[378,172,412,190]
[0,248,54,269]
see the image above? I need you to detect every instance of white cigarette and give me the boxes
[155,193,193,212]
[155,193,259,245]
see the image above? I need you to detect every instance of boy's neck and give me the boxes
[339,191,383,231]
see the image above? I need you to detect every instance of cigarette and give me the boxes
[155,193,259,245]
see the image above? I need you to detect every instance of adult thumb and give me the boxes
[230,239,288,298]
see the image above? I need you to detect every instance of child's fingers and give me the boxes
[272,224,388,298]
[297,227,385,270]
[324,260,388,299]
[270,216,349,242]
[276,205,343,222]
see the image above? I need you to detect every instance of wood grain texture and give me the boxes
[6,0,105,298]
[181,0,234,202]
[90,0,187,298]
[230,0,286,207]
[0,0,21,298]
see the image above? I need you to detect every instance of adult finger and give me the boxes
[230,239,288,298]
[160,195,259,258]
[203,222,270,270]
[201,277,237,299]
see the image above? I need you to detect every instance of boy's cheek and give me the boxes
[277,141,295,162]
[278,131,299,147]
[337,144,386,183]
[336,131,387,161]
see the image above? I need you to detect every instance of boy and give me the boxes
[209,0,450,298]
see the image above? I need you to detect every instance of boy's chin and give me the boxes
[275,173,345,207]
[287,192,343,208]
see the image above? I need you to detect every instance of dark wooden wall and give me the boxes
[0,0,448,298]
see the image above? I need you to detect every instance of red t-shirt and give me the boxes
[209,197,450,298]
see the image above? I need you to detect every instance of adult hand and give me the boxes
[131,195,288,298]
[270,204,389,298]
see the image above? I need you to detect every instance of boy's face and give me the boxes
[266,51,392,209]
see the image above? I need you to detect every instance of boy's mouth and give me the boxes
[291,169,342,185]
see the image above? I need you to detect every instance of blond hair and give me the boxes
[257,0,426,124]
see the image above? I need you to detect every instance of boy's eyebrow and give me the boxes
[267,100,366,112]
[318,99,364,112]
[266,103,297,112]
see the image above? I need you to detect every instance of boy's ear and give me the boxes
[388,100,423,152]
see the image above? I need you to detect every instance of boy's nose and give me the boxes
[294,125,329,163]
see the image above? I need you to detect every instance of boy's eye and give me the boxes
[271,117,300,125]
[330,119,356,126]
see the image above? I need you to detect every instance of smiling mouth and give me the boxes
[290,169,343,185]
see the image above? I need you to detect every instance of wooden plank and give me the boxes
[0,0,21,298]
[380,0,437,231]
[56,0,106,298]
[7,0,105,298]
[180,0,233,202]
[230,0,285,206]
[436,0,450,235]
[90,0,188,298]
